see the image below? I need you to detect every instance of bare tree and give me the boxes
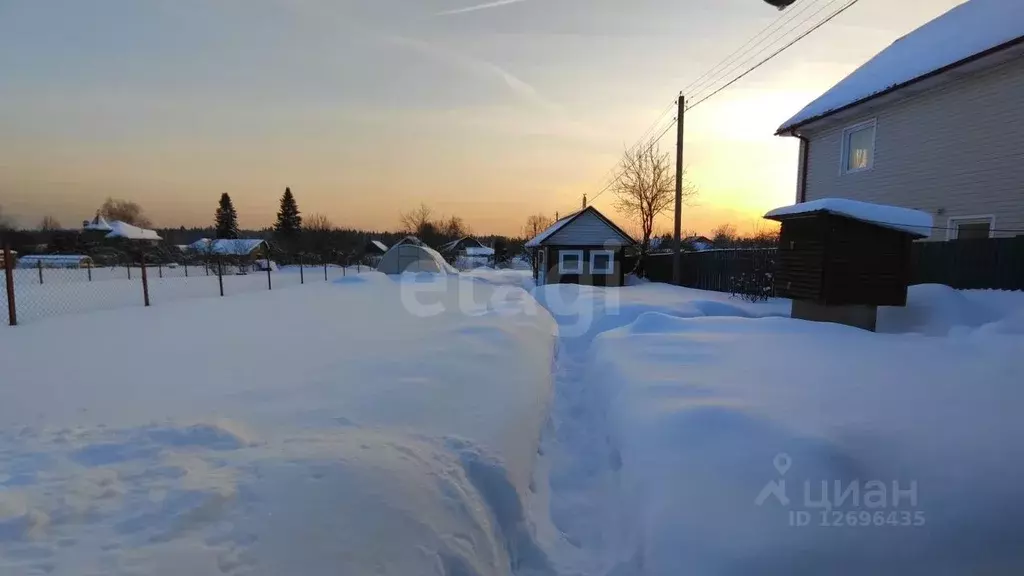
[440,215,469,240]
[613,143,697,259]
[303,213,336,258]
[522,213,553,240]
[712,223,738,247]
[399,203,434,236]
[304,213,334,232]
[100,197,152,228]
[39,215,62,231]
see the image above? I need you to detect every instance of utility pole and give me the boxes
[672,93,685,285]
[582,194,587,209]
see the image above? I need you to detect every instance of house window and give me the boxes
[558,250,584,274]
[948,216,995,240]
[841,120,876,174]
[590,250,615,274]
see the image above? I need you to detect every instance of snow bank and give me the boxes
[532,281,1024,575]
[765,198,933,237]
[590,315,1024,574]
[0,276,556,575]
[779,0,1024,131]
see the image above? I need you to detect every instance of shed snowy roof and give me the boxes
[524,212,577,248]
[369,240,389,253]
[189,239,267,255]
[106,221,162,241]
[83,214,113,232]
[765,198,934,237]
[778,0,1024,133]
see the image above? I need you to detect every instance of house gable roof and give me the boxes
[778,0,1024,134]
[525,206,636,248]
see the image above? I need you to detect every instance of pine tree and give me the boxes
[214,193,240,239]
[273,187,302,240]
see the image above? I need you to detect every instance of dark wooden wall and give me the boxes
[544,246,625,287]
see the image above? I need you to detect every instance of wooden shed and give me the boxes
[525,207,636,287]
[765,199,932,330]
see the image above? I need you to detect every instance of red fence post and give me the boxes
[140,256,151,307]
[4,245,16,326]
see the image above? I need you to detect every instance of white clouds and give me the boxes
[436,0,530,16]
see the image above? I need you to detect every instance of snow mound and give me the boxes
[779,0,1024,131]
[878,284,998,335]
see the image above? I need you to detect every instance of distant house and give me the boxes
[366,240,389,255]
[392,236,425,248]
[105,221,162,243]
[684,236,715,252]
[17,254,94,269]
[0,250,17,269]
[525,206,636,286]
[187,238,269,266]
[439,237,495,258]
[776,0,1024,241]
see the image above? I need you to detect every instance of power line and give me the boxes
[681,0,832,99]
[687,0,846,105]
[587,117,678,208]
[688,0,861,111]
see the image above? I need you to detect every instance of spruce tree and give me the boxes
[214,193,240,239]
[273,187,302,240]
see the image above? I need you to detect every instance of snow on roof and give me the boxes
[83,214,113,232]
[105,221,162,241]
[189,238,267,255]
[764,198,933,237]
[778,0,1024,133]
[525,211,578,248]
[17,254,92,262]
[464,246,495,257]
[370,240,389,253]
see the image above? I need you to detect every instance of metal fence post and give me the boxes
[217,256,225,297]
[140,256,151,307]
[87,260,92,282]
[158,263,163,278]
[4,245,16,326]
[37,259,43,285]
[324,258,328,282]
[299,255,304,285]
[265,247,272,291]
[127,262,132,280]
[184,263,189,277]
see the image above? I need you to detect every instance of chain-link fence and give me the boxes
[2,246,371,326]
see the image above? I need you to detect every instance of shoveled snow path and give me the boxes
[528,284,789,575]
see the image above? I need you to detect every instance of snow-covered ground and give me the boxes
[2,266,1022,576]
[530,282,1024,575]
[0,272,556,576]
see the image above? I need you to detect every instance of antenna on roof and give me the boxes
[582,194,587,209]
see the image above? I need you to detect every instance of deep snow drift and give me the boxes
[0,273,556,576]
[530,281,1024,575]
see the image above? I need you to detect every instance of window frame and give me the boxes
[839,119,877,175]
[589,249,616,275]
[946,215,996,240]
[558,249,584,274]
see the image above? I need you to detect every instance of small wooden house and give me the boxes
[526,207,636,286]
[765,198,932,330]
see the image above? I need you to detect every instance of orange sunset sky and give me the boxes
[0,0,965,236]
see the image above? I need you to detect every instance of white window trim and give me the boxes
[589,250,615,275]
[558,250,584,274]
[946,215,996,240]
[839,119,877,175]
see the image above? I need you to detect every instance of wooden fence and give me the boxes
[630,236,1024,293]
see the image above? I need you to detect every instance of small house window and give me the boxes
[558,250,584,274]
[841,120,875,174]
[590,250,615,274]
[948,216,995,240]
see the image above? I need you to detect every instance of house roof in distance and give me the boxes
[83,214,113,232]
[188,239,267,255]
[106,221,162,241]
[525,206,636,248]
[778,0,1024,134]
[765,198,933,238]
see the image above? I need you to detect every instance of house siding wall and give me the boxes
[543,247,625,287]
[545,210,632,247]
[801,56,1024,240]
